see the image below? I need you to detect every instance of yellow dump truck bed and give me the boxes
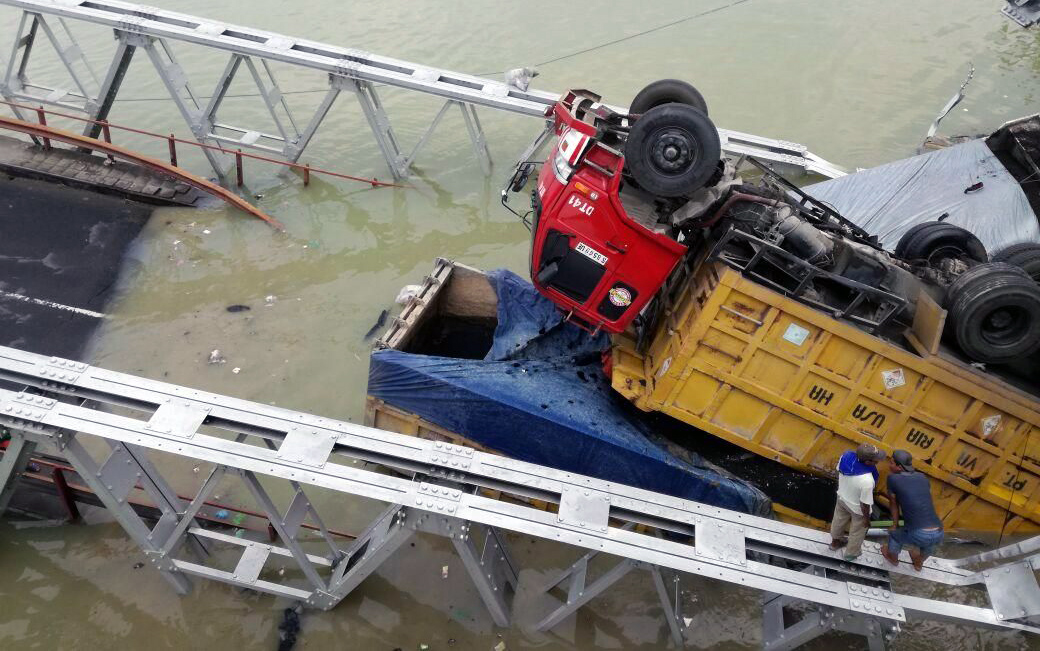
[612,261,1040,536]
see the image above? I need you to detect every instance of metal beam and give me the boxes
[0,0,846,179]
[1,346,1038,648]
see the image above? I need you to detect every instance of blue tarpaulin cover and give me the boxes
[369,269,771,516]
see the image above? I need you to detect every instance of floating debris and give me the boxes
[364,309,389,340]
[442,565,449,579]
[277,605,301,651]
[226,304,250,313]
[232,367,241,374]
[395,284,421,305]
[265,295,277,306]
[208,349,226,365]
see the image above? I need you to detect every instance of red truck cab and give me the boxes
[529,91,688,334]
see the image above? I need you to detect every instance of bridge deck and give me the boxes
[0,345,1038,648]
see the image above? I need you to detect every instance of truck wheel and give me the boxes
[624,104,721,198]
[992,242,1040,282]
[945,262,1040,363]
[894,221,987,264]
[630,79,709,116]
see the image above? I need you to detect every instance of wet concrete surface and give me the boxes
[0,174,152,360]
[0,135,205,208]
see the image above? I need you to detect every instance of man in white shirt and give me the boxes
[829,443,886,561]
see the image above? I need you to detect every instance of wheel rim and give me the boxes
[925,244,967,264]
[645,127,699,177]
[980,305,1029,347]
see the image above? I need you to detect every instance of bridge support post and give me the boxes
[534,532,687,646]
[84,36,136,140]
[0,430,36,515]
[351,78,407,180]
[761,566,898,650]
[61,435,195,595]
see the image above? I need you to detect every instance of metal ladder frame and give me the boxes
[0,0,846,181]
[1,345,1038,648]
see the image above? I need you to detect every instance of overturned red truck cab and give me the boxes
[520,85,721,333]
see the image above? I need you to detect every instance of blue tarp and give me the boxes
[368,269,771,516]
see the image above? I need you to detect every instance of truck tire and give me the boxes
[945,262,1040,363]
[992,242,1040,282]
[630,79,709,116]
[624,104,721,198]
[894,221,987,264]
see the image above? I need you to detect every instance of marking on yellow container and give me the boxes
[782,323,810,346]
[981,415,1002,438]
[906,427,935,450]
[1001,468,1030,493]
[851,404,886,429]
[655,357,672,379]
[808,385,835,406]
[881,368,906,390]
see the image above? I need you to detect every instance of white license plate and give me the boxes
[574,241,608,266]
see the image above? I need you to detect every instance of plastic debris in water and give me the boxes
[494,642,506,651]
[202,229,211,234]
[215,509,230,519]
[232,367,241,374]
[226,304,250,313]
[395,284,421,305]
[442,565,449,579]
[504,66,538,91]
[265,295,277,305]
[208,349,226,365]
[364,309,389,340]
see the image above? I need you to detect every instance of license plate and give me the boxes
[574,241,608,266]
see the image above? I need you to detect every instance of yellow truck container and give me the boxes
[611,259,1040,536]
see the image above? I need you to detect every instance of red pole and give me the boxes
[101,121,115,163]
[235,149,244,187]
[35,106,50,150]
[168,134,178,166]
[52,468,81,522]
[303,164,310,187]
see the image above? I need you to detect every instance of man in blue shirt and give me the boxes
[882,449,944,571]
[829,443,885,561]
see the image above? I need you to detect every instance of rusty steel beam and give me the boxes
[0,114,284,230]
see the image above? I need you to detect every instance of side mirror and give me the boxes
[510,162,535,193]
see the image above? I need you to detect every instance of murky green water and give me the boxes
[5,0,1040,648]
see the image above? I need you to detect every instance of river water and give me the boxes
[3,0,1040,648]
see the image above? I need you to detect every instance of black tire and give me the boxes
[630,79,709,116]
[945,262,1040,363]
[624,104,721,198]
[894,221,987,264]
[992,242,1040,282]
[893,222,936,258]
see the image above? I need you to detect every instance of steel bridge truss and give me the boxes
[0,0,845,183]
[1,345,1039,648]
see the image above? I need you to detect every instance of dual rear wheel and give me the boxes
[624,80,720,198]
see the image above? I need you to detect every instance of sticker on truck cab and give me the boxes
[567,194,595,216]
[574,241,608,265]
